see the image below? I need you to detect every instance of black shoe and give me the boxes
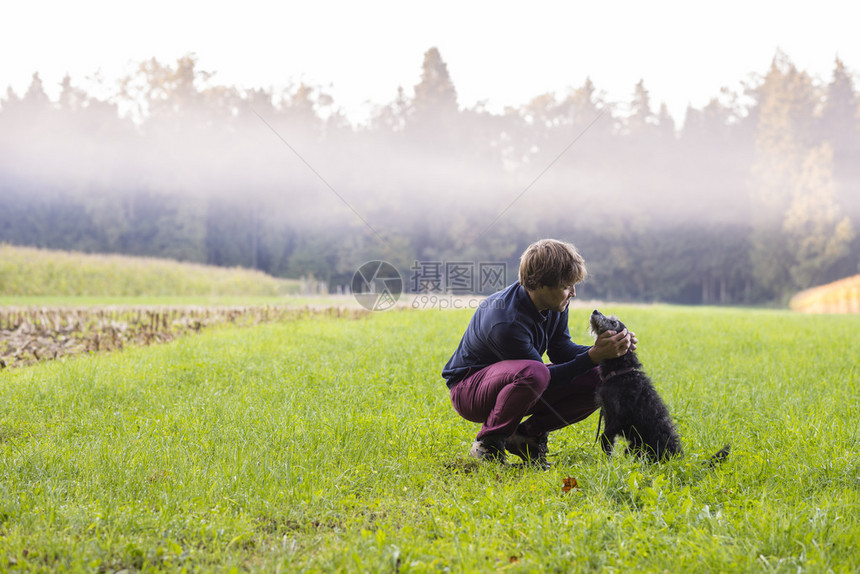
[506,431,550,469]
[469,435,508,464]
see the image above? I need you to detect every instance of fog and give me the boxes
[1,49,858,304]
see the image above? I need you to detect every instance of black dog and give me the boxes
[590,310,730,464]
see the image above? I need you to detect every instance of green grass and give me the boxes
[0,295,358,308]
[1,306,858,572]
[0,244,299,297]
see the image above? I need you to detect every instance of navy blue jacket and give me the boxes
[442,282,596,388]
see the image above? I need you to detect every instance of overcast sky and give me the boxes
[3,0,859,124]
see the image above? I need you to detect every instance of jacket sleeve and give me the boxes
[486,318,596,386]
[546,311,597,385]
[546,353,598,386]
[546,311,592,364]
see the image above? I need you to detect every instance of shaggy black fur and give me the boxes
[590,309,684,462]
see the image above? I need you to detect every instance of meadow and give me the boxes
[0,244,300,298]
[0,304,858,572]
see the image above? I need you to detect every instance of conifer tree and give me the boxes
[409,47,459,145]
[782,143,854,288]
[748,51,816,298]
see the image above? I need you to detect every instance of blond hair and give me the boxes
[518,239,587,290]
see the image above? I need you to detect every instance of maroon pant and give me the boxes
[449,359,601,440]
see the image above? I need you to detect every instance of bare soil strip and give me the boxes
[0,305,367,369]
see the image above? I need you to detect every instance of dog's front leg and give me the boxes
[599,426,619,456]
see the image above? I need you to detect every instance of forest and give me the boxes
[1,48,858,304]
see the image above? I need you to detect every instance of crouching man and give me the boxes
[441,239,636,468]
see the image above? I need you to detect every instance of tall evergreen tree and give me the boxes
[412,48,458,119]
[819,58,860,222]
[819,58,858,155]
[409,47,459,145]
[627,79,656,136]
[782,143,855,288]
[748,51,817,299]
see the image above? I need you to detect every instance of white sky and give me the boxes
[3,0,859,125]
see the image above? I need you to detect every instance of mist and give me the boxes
[1,49,858,304]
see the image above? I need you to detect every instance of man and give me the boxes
[442,239,636,468]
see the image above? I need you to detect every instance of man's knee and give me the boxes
[514,360,551,388]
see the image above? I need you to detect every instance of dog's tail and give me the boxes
[706,444,731,467]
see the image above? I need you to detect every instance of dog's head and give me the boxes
[589,309,627,336]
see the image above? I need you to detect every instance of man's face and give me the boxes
[533,283,576,312]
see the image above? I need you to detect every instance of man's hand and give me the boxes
[588,329,637,363]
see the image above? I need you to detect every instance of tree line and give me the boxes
[0,48,857,304]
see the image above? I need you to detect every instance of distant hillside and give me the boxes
[790,275,860,314]
[0,244,299,297]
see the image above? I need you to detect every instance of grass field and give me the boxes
[0,244,299,298]
[0,295,357,308]
[1,305,858,572]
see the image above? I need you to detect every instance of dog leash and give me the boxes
[595,409,604,443]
